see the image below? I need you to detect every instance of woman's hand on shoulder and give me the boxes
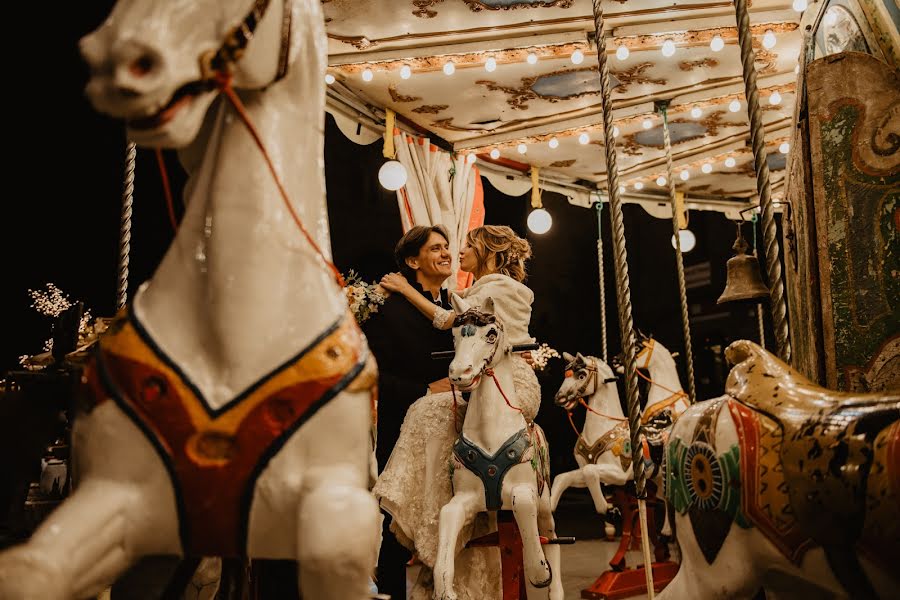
[380,272,413,296]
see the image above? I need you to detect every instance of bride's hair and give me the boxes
[466,225,532,282]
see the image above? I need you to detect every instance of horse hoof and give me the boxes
[529,562,552,588]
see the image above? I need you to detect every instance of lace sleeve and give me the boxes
[432,307,454,329]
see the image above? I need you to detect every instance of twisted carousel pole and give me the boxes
[656,101,697,404]
[117,141,136,311]
[732,0,791,360]
[596,200,608,362]
[590,1,655,595]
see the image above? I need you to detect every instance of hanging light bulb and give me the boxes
[325,73,336,85]
[701,163,713,174]
[613,125,620,137]
[769,91,782,105]
[710,35,725,52]
[517,143,527,154]
[680,170,690,181]
[762,30,777,50]
[528,208,552,234]
[780,142,790,154]
[792,0,807,12]
[443,61,455,75]
[378,160,407,191]
[642,118,653,130]
[361,68,373,82]
[490,148,501,159]
[466,153,477,165]
[548,137,559,149]
[571,49,585,65]
[725,157,736,168]
[618,185,626,194]
[527,52,538,65]
[485,57,497,72]
[578,132,590,145]
[671,229,696,252]
[661,40,676,57]
[691,107,703,119]
[616,45,630,60]
[634,181,644,190]
[729,99,742,112]
[656,175,667,186]
[400,65,412,79]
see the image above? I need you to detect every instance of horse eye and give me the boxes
[485,329,497,342]
[578,372,586,379]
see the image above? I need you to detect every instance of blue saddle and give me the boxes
[453,428,531,510]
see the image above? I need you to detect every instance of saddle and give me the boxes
[724,340,900,549]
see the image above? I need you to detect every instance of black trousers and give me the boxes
[377,510,411,600]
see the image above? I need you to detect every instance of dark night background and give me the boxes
[4,2,777,485]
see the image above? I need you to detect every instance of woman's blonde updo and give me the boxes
[466,225,532,282]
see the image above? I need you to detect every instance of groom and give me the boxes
[363,225,454,599]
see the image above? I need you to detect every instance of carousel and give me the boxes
[0,0,897,599]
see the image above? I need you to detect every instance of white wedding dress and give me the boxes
[373,274,542,600]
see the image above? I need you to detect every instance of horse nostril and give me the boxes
[129,54,156,78]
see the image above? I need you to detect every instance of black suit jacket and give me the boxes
[362,281,453,471]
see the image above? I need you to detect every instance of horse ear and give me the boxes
[562,351,575,363]
[482,296,495,315]
[575,352,587,363]
[450,293,470,315]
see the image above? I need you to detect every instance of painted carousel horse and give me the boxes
[0,1,380,599]
[658,340,900,599]
[550,352,632,515]
[435,294,563,600]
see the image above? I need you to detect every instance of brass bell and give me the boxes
[717,225,770,304]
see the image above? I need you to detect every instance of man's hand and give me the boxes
[428,377,453,394]
[380,272,414,297]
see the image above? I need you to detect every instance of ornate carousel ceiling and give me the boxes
[323,0,804,203]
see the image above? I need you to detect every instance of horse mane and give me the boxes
[453,308,500,328]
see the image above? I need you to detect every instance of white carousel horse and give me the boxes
[631,333,690,425]
[0,1,379,599]
[550,352,632,515]
[435,294,563,600]
[658,340,900,599]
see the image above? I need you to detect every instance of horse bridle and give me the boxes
[635,338,655,370]
[566,358,617,401]
[199,0,293,85]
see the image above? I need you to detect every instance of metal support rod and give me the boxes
[757,304,766,349]
[732,0,791,361]
[117,141,136,312]
[590,0,654,595]
[596,202,608,362]
[656,102,697,404]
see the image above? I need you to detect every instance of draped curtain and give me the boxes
[393,131,484,290]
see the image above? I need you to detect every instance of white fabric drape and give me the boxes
[393,132,483,289]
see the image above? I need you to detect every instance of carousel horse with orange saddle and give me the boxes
[658,340,899,599]
[0,1,380,598]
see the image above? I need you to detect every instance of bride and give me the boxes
[375,225,541,599]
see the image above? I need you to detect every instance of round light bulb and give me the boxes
[792,0,807,12]
[661,40,676,57]
[548,137,559,149]
[672,229,696,252]
[634,181,644,190]
[680,170,690,181]
[378,160,407,191]
[618,185,626,194]
[762,30,777,50]
[701,163,713,174]
[613,125,620,138]
[729,99,742,112]
[527,52,538,65]
[616,45,630,60]
[527,208,552,234]
[490,148,501,159]
[571,49,585,65]
[443,61,455,75]
[578,132,590,145]
[725,157,736,168]
[691,107,702,119]
[769,91,782,105]
[466,153,477,165]
[780,142,790,154]
[517,143,527,154]
[400,65,412,79]
[485,57,497,72]
[361,68,373,82]
[642,118,653,130]
[710,35,725,52]
[325,73,336,85]
[656,175,667,186]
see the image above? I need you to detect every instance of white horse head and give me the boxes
[448,293,506,391]
[555,352,617,410]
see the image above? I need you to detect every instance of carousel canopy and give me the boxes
[323,0,802,214]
